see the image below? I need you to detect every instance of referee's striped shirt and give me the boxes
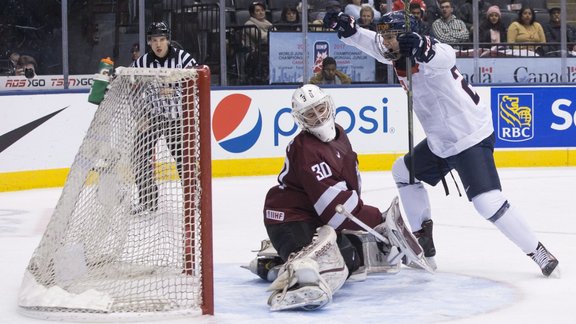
[131,45,198,69]
[131,46,198,119]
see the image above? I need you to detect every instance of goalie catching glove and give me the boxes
[323,11,357,39]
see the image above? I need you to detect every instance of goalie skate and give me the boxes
[242,239,283,282]
[379,197,435,273]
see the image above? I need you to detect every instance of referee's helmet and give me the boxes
[147,21,171,39]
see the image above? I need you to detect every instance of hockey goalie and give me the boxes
[243,85,433,311]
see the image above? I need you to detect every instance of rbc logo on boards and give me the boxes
[498,94,534,142]
[212,94,262,153]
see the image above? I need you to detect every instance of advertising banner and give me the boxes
[210,87,422,159]
[0,75,94,91]
[456,58,576,84]
[268,32,376,84]
[491,87,576,147]
[1,85,574,177]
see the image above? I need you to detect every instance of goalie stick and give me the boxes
[335,201,435,273]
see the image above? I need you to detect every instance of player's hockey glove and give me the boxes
[323,11,357,39]
[397,32,436,63]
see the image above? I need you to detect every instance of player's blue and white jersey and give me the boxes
[341,27,494,158]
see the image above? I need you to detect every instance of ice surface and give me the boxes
[1,167,574,323]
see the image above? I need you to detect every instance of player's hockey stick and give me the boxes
[335,203,435,273]
[403,0,415,184]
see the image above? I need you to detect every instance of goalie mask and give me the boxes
[291,84,336,142]
[376,11,419,61]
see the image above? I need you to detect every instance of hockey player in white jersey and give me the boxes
[324,10,559,277]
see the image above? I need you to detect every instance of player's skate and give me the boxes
[242,239,283,282]
[375,196,435,273]
[410,219,437,270]
[528,242,560,278]
[267,225,348,311]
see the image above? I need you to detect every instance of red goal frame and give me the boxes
[183,65,213,315]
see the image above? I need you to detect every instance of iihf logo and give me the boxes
[212,94,262,153]
[497,94,534,142]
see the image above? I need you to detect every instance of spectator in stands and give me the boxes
[424,0,446,28]
[245,1,274,47]
[507,5,546,55]
[345,0,381,22]
[325,0,343,14]
[309,1,343,31]
[359,5,377,30]
[542,7,576,54]
[392,0,427,12]
[374,0,388,16]
[305,0,342,22]
[310,12,329,31]
[131,43,140,62]
[431,0,470,45]
[245,1,274,84]
[275,5,301,31]
[8,52,20,75]
[458,0,492,32]
[309,56,352,85]
[14,55,37,79]
[476,5,507,44]
[410,3,431,35]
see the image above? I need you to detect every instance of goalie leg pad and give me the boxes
[376,197,436,272]
[267,225,348,311]
[268,284,331,311]
[343,230,401,279]
[267,258,332,311]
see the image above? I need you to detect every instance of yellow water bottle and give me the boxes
[88,57,114,105]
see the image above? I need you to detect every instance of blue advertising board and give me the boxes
[491,87,576,148]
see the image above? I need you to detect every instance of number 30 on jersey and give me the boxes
[311,162,332,180]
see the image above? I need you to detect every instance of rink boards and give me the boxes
[0,85,575,191]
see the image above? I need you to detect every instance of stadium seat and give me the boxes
[235,0,256,10]
[235,9,252,25]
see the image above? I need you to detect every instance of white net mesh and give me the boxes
[18,67,211,320]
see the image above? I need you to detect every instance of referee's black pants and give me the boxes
[132,117,182,208]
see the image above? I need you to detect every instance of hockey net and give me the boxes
[18,66,213,321]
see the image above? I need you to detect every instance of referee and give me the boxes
[130,21,198,214]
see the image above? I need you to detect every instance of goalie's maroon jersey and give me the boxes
[263,124,382,231]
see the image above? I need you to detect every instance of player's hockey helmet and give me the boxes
[147,21,171,40]
[376,11,419,60]
[291,84,336,142]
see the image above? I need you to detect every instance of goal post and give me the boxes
[18,66,214,320]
